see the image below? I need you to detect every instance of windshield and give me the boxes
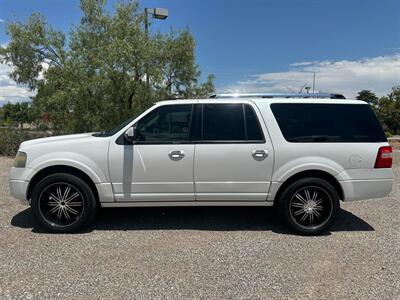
[92,115,138,137]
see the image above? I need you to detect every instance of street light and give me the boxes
[144,7,168,34]
[143,8,168,88]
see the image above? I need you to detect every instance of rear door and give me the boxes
[194,102,274,201]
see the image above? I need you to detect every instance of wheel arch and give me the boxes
[26,165,99,204]
[273,169,344,205]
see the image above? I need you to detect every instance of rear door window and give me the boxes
[244,104,264,141]
[201,104,265,142]
[202,104,245,141]
[270,103,386,142]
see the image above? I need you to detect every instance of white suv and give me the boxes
[9,93,394,234]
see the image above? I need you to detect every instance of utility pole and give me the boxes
[144,8,149,35]
[144,8,150,88]
[312,72,316,94]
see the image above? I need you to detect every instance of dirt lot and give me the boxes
[1,157,399,299]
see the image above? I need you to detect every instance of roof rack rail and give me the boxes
[209,92,346,99]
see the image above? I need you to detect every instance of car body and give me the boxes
[9,94,394,234]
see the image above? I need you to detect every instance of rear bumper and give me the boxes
[340,178,394,201]
[9,179,29,204]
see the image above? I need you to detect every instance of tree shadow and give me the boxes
[11,205,374,235]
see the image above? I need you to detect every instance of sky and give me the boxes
[0,0,400,104]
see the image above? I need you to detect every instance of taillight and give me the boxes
[374,146,393,168]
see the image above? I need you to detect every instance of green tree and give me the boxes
[2,102,34,127]
[375,87,400,134]
[155,30,215,99]
[0,0,214,133]
[0,106,4,125]
[356,90,378,105]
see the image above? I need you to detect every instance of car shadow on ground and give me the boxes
[11,206,374,235]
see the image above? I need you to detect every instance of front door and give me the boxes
[109,104,195,202]
[194,103,274,201]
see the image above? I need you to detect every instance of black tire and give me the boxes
[31,173,97,233]
[278,177,340,235]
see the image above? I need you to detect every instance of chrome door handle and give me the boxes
[168,150,185,160]
[252,149,268,160]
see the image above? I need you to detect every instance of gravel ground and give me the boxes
[1,157,399,299]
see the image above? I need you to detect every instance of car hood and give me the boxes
[20,133,96,149]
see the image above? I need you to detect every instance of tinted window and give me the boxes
[202,104,245,141]
[245,105,264,141]
[136,104,192,142]
[271,103,386,143]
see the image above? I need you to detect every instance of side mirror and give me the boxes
[124,126,136,142]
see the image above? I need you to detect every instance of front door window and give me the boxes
[136,104,193,143]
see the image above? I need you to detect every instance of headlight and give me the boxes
[14,151,27,168]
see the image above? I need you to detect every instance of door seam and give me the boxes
[193,143,197,200]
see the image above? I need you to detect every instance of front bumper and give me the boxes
[9,179,29,204]
[9,166,32,204]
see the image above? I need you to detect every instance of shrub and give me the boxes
[0,128,52,156]
[37,123,49,131]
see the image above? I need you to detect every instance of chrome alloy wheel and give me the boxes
[289,186,333,229]
[38,183,84,227]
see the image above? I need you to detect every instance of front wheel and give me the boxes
[31,173,97,233]
[279,178,340,235]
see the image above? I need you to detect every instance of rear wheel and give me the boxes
[31,173,97,233]
[279,178,340,235]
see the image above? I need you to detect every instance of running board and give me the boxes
[101,201,274,208]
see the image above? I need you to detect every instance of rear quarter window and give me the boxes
[270,103,387,143]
